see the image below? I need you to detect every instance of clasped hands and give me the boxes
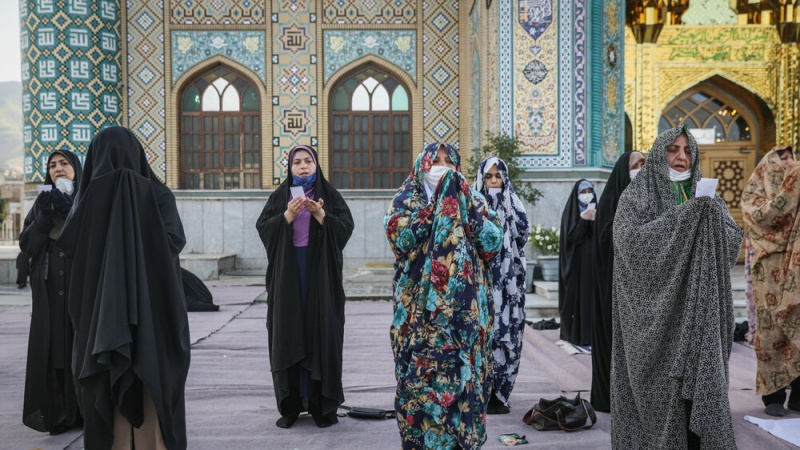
[284,197,325,224]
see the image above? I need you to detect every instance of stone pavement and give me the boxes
[0,270,794,450]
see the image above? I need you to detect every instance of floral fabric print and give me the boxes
[386,143,502,450]
[741,148,800,395]
[473,157,530,407]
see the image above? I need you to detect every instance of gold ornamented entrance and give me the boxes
[659,80,775,228]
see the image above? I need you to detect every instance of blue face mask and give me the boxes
[292,173,316,190]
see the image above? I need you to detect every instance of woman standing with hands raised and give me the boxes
[257,145,354,429]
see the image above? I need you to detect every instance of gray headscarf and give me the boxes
[611,127,744,448]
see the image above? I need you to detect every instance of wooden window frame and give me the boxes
[179,66,261,189]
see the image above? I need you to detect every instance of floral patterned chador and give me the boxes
[473,157,530,409]
[385,143,503,449]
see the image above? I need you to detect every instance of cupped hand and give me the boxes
[305,198,325,224]
[284,196,305,223]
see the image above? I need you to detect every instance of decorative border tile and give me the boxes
[169,0,266,25]
[128,0,166,180]
[422,0,459,149]
[271,0,316,183]
[171,31,266,84]
[323,30,416,83]
[322,0,415,25]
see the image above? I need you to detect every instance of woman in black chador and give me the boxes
[57,127,190,449]
[590,151,645,412]
[558,179,596,345]
[20,148,83,434]
[256,145,354,429]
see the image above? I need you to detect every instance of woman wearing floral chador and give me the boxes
[741,146,800,417]
[473,157,530,414]
[386,143,503,449]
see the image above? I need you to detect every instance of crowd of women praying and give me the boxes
[17,124,799,449]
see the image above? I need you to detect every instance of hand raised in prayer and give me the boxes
[580,209,597,221]
[284,196,305,224]
[305,198,325,224]
[35,190,55,216]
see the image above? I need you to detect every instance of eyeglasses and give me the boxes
[484,174,502,180]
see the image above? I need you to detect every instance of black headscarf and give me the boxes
[559,179,595,279]
[44,148,83,188]
[57,126,190,450]
[256,145,354,420]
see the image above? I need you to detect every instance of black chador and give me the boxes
[256,145,354,427]
[58,127,190,449]
[20,149,83,434]
[591,151,636,412]
[558,179,596,346]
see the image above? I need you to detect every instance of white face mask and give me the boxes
[629,169,641,180]
[424,166,452,192]
[578,193,594,204]
[668,167,692,181]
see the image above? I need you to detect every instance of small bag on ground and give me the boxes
[522,393,596,431]
[338,405,396,419]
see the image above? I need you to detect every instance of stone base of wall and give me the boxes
[23,168,611,274]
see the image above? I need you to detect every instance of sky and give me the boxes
[0,0,21,82]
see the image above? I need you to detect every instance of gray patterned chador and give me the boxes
[611,127,744,449]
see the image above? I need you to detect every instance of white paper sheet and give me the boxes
[695,178,718,198]
[586,203,596,211]
[37,184,52,192]
[290,186,305,200]
[745,415,800,446]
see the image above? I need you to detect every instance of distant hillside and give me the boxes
[0,81,23,174]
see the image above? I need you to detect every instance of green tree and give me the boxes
[466,132,543,206]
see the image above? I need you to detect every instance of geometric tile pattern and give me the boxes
[497,0,512,135]
[21,0,123,182]
[602,0,625,167]
[171,31,266,83]
[485,2,498,135]
[422,0,459,149]
[470,4,481,150]
[573,0,587,166]
[512,0,561,162]
[322,0,415,25]
[323,30,416,83]
[272,0,317,183]
[128,0,167,180]
[170,0,266,25]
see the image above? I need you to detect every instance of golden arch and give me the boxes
[319,55,420,179]
[166,55,269,188]
[658,69,775,114]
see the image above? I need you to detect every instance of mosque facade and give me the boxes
[17,0,798,267]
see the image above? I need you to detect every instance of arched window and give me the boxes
[659,91,752,143]
[180,66,261,189]
[329,66,411,189]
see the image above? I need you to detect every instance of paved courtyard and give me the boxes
[0,274,793,450]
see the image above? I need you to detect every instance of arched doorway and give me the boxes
[658,77,775,226]
[329,65,412,189]
[179,66,261,189]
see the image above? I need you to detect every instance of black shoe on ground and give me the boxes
[486,394,510,415]
[313,415,337,428]
[765,403,787,417]
[787,402,800,412]
[276,414,299,428]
